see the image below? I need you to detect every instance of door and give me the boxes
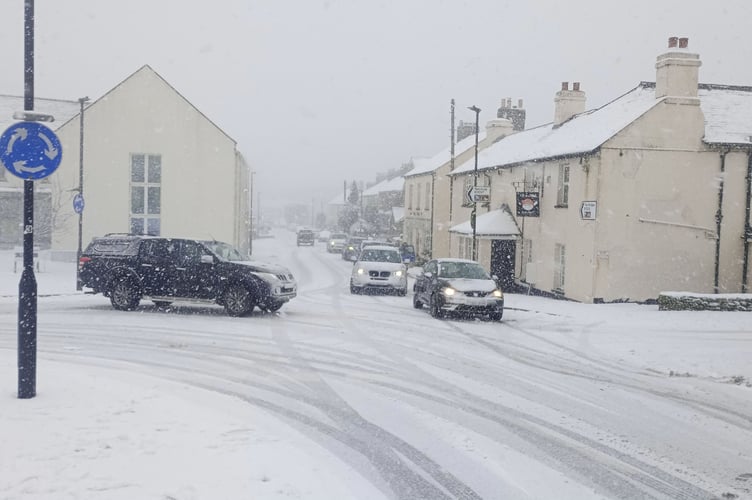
[170,240,218,299]
[491,239,516,291]
[138,239,172,296]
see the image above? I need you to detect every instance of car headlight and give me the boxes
[394,270,403,277]
[442,287,456,296]
[254,272,281,284]
[492,289,503,298]
[357,268,365,275]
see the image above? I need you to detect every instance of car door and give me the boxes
[170,240,218,299]
[137,239,172,297]
[415,260,437,302]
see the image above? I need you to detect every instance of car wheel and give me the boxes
[110,277,140,311]
[490,310,503,322]
[397,287,407,297]
[429,294,444,319]
[263,302,283,312]
[412,292,423,309]
[223,284,253,317]
[350,281,360,294]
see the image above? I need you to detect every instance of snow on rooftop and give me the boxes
[451,83,752,175]
[449,208,520,238]
[453,84,661,174]
[699,85,752,144]
[406,129,489,177]
[363,175,404,196]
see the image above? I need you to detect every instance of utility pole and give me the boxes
[468,105,480,261]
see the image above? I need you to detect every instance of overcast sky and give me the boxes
[1,1,751,210]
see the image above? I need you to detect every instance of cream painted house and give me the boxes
[448,38,752,302]
[0,65,251,258]
[403,106,523,262]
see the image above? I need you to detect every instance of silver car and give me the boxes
[350,245,407,295]
[413,258,503,321]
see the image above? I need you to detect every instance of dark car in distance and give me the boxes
[296,228,315,246]
[413,258,504,321]
[341,236,366,261]
[78,234,297,316]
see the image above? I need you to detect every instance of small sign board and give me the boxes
[468,185,490,203]
[581,201,597,220]
[516,192,540,217]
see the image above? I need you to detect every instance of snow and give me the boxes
[449,208,520,238]
[2,234,752,499]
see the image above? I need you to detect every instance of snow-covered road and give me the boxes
[2,231,751,499]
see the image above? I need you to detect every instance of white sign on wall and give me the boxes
[581,201,597,220]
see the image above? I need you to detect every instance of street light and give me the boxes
[249,170,255,256]
[75,96,89,291]
[468,105,480,261]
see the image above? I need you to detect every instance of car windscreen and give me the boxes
[360,249,402,263]
[201,240,247,261]
[439,262,490,279]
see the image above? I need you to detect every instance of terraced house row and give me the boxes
[403,37,752,303]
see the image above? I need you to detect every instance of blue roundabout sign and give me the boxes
[0,122,63,180]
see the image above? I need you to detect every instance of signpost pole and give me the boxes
[75,96,89,290]
[18,0,37,399]
[468,105,480,261]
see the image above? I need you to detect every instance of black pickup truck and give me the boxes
[78,234,297,316]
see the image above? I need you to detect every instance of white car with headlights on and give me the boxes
[350,245,407,295]
[412,258,504,321]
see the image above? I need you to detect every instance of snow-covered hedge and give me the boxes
[657,292,752,311]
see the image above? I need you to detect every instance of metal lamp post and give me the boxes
[249,170,255,256]
[75,96,89,290]
[468,105,480,261]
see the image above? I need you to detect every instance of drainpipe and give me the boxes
[742,151,752,293]
[714,151,727,294]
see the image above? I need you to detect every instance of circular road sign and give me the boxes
[73,193,85,214]
[0,122,63,180]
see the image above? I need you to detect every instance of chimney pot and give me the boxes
[561,82,569,91]
[668,36,678,48]
[678,37,688,48]
[506,98,512,108]
[573,82,580,91]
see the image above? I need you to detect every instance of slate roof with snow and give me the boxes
[0,95,81,132]
[406,128,489,177]
[452,82,752,175]
[450,208,520,238]
[363,175,404,196]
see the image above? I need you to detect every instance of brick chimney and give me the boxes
[655,36,701,99]
[554,81,586,126]
[456,120,477,142]
[497,97,526,131]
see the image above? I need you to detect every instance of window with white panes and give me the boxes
[130,154,161,235]
[556,164,569,207]
[554,243,566,291]
[424,183,430,210]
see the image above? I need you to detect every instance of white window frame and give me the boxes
[556,164,570,207]
[554,243,566,291]
[424,183,430,210]
[130,153,162,235]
